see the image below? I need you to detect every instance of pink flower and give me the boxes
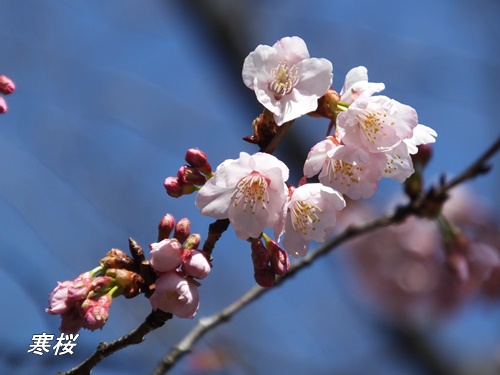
[59,305,85,334]
[182,250,211,279]
[304,138,385,200]
[196,152,289,239]
[279,183,346,257]
[336,95,418,153]
[339,66,384,105]
[81,295,112,331]
[149,238,184,273]
[242,36,333,125]
[46,281,74,315]
[150,271,200,319]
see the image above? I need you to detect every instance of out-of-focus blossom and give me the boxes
[242,36,333,125]
[339,66,384,105]
[196,152,289,239]
[0,75,15,95]
[149,271,200,319]
[279,183,346,257]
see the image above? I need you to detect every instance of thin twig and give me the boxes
[150,135,500,374]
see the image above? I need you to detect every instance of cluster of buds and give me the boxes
[46,249,144,333]
[251,234,290,287]
[164,148,213,198]
[0,75,15,114]
[148,214,211,318]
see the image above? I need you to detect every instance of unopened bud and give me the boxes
[82,295,112,331]
[185,148,212,175]
[99,248,135,270]
[182,250,211,279]
[254,266,275,287]
[0,97,7,113]
[184,233,201,250]
[268,240,290,276]
[158,213,176,241]
[177,165,206,185]
[0,75,15,95]
[174,218,191,244]
[105,268,144,298]
[164,176,184,198]
[251,240,270,269]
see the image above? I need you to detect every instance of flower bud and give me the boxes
[105,269,144,298]
[164,176,184,198]
[185,148,212,175]
[82,295,112,331]
[0,97,7,113]
[99,248,135,270]
[158,213,176,241]
[412,144,433,169]
[254,266,275,287]
[150,271,200,318]
[149,238,184,273]
[0,75,15,95]
[182,250,211,279]
[177,165,206,185]
[67,272,94,302]
[268,240,290,276]
[174,218,191,244]
[46,281,73,315]
[251,240,270,270]
[59,305,85,334]
[184,233,201,250]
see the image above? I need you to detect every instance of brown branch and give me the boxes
[150,134,500,374]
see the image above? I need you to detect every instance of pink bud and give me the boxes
[0,75,15,95]
[0,97,7,113]
[174,218,191,244]
[82,295,112,331]
[158,213,176,241]
[67,272,94,302]
[178,165,206,185]
[149,238,184,273]
[185,148,212,175]
[254,267,275,288]
[150,271,200,318]
[412,144,433,168]
[251,240,270,270]
[46,280,73,315]
[164,177,184,198]
[267,239,290,276]
[182,250,211,279]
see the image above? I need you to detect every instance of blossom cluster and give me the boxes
[148,215,211,318]
[46,249,144,333]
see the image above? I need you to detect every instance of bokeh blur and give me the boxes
[1,1,499,374]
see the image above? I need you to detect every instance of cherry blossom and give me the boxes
[242,36,333,125]
[196,152,289,239]
[336,95,418,153]
[304,138,385,200]
[149,271,200,319]
[149,238,184,273]
[280,183,346,258]
[339,66,384,104]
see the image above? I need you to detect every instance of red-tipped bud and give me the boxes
[184,233,201,250]
[268,240,290,276]
[0,75,15,95]
[251,240,270,270]
[254,266,275,288]
[177,165,206,185]
[158,213,176,241]
[164,176,183,197]
[174,218,191,244]
[0,97,7,113]
[185,148,212,175]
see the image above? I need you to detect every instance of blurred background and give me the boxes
[1,0,499,374]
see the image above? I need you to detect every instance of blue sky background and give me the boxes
[0,1,499,374]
